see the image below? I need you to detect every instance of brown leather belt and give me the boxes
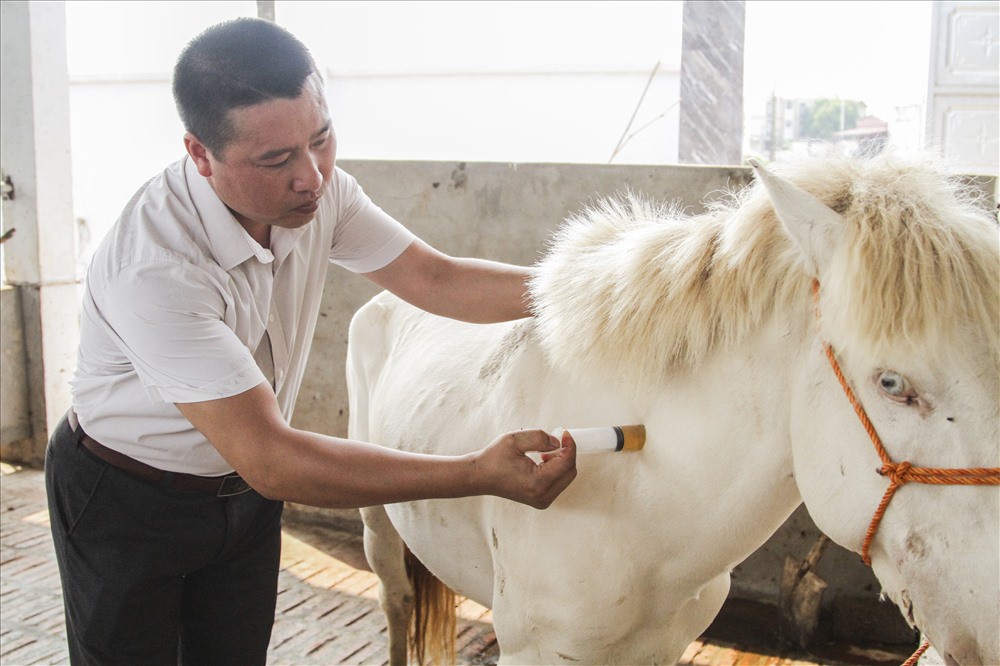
[79,432,251,497]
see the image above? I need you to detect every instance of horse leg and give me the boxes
[361,505,412,666]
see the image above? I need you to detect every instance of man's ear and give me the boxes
[184,133,214,177]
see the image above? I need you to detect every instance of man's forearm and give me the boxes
[438,258,534,323]
[251,428,482,508]
[364,239,535,323]
[179,384,574,511]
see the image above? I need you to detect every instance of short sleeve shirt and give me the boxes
[70,157,415,475]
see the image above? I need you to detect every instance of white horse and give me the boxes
[348,154,999,665]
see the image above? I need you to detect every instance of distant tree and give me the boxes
[798,99,866,140]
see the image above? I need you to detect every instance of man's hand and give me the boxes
[469,429,577,509]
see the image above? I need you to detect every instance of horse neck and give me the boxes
[618,313,810,568]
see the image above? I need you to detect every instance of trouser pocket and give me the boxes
[45,414,108,537]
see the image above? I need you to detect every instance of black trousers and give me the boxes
[45,414,283,666]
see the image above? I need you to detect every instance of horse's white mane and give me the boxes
[529,152,999,383]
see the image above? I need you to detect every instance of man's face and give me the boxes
[186,79,336,243]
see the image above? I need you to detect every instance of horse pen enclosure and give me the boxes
[3,158,996,663]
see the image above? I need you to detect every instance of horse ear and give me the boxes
[748,159,843,278]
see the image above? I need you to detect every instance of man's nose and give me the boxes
[292,155,323,193]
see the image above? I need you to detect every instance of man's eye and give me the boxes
[261,159,288,169]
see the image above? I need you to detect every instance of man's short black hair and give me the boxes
[173,17,319,157]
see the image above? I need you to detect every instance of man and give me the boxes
[45,17,576,665]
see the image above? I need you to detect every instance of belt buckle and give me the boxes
[217,474,251,497]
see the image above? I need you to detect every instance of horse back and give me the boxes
[348,290,532,457]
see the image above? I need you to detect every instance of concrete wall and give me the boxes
[2,0,80,462]
[0,286,33,459]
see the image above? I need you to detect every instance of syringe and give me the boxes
[551,425,645,453]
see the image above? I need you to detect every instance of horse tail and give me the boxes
[405,546,456,665]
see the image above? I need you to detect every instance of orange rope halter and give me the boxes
[900,641,931,666]
[811,279,999,663]
[810,279,1000,565]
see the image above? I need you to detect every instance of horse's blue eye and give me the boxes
[878,370,910,398]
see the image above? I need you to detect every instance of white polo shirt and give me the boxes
[71,156,415,475]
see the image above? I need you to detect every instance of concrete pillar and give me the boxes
[257,1,276,22]
[1,1,79,463]
[678,0,746,165]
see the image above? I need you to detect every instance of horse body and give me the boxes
[350,154,999,664]
[353,298,805,662]
[352,294,800,663]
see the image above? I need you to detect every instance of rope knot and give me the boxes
[880,460,913,485]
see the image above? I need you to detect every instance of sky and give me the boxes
[743,0,932,120]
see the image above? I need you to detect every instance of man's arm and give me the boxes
[364,238,533,323]
[175,383,576,509]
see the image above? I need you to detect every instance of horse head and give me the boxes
[751,157,999,665]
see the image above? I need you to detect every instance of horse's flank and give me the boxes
[530,153,999,386]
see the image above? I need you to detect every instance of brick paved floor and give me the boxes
[0,463,498,666]
[2,462,905,666]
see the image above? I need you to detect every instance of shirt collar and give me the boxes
[270,222,308,266]
[184,156,275,270]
